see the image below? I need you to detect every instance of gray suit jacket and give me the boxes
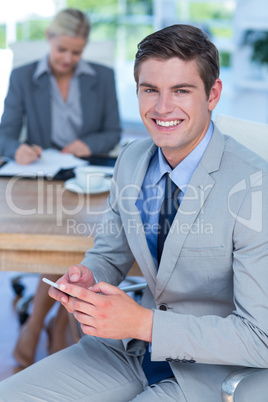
[0,61,121,159]
[81,126,268,400]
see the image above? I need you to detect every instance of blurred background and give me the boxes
[0,0,268,133]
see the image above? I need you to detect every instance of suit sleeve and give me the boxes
[0,69,24,158]
[80,143,135,283]
[151,171,268,368]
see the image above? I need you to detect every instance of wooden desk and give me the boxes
[0,177,140,276]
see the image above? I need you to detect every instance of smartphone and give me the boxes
[42,277,74,297]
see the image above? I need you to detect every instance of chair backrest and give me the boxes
[9,40,115,68]
[215,114,268,162]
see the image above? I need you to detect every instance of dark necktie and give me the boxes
[157,173,180,265]
[142,173,179,385]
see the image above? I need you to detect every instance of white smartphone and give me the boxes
[42,277,74,297]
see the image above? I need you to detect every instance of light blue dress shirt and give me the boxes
[33,56,96,148]
[136,122,214,267]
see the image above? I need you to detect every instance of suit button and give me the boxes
[159,304,168,311]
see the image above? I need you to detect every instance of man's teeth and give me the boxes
[156,120,182,127]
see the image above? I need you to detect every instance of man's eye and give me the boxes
[145,88,157,93]
[176,89,189,94]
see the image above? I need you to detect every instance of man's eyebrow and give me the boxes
[139,82,156,88]
[138,82,197,89]
[171,83,197,90]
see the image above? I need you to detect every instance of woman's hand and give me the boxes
[15,144,42,164]
[61,140,91,157]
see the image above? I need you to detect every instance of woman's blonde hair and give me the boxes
[48,8,90,40]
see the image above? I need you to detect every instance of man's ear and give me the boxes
[208,79,222,111]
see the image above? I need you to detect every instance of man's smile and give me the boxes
[155,119,183,127]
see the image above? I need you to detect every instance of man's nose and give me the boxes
[155,93,174,114]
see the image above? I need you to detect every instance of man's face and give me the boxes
[137,57,222,167]
[48,35,86,76]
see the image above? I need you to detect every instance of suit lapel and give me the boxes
[80,74,98,133]
[122,140,159,293]
[155,127,225,297]
[155,165,215,296]
[33,74,51,147]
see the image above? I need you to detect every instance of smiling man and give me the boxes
[136,56,222,167]
[0,24,268,402]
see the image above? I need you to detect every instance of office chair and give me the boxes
[214,114,268,161]
[10,40,115,69]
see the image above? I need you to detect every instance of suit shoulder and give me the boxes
[113,138,154,184]
[10,61,38,79]
[117,138,154,165]
[85,61,114,76]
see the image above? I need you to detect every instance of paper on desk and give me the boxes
[0,148,88,177]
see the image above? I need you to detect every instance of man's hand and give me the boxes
[15,144,42,164]
[58,281,153,342]
[48,264,95,308]
[61,140,91,157]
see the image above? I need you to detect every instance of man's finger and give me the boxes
[68,264,84,282]
[89,281,120,296]
[58,282,98,304]
[48,285,69,303]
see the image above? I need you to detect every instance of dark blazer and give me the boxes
[0,60,121,159]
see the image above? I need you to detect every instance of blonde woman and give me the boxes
[0,8,121,163]
[5,8,121,368]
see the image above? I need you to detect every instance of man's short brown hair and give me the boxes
[134,24,220,99]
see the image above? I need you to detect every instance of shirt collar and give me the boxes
[153,121,214,194]
[33,55,50,81]
[33,55,96,81]
[74,59,96,76]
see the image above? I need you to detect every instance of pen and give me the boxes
[30,144,43,160]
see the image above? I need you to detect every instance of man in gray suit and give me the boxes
[0,24,267,401]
